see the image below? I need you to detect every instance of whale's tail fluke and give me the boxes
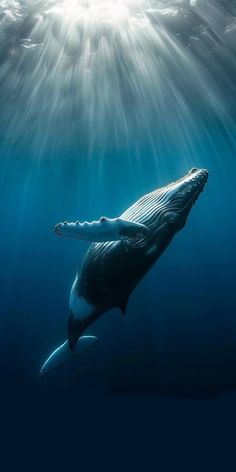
[40,335,97,376]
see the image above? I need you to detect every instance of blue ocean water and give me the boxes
[1,0,236,469]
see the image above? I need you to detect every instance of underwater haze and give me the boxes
[1,0,236,469]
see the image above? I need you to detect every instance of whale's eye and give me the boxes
[165,211,178,224]
[100,217,107,222]
[189,168,198,174]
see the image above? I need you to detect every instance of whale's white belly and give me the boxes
[69,278,94,321]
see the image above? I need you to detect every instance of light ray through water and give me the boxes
[0,0,235,168]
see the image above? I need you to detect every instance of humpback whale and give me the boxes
[40,167,208,375]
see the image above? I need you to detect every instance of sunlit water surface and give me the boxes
[0,0,236,160]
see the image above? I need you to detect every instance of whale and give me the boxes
[40,167,208,375]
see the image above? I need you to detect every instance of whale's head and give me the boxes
[123,168,208,247]
[154,167,209,230]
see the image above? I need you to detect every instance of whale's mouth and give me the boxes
[178,168,209,213]
[148,167,209,221]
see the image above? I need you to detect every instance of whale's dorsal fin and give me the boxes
[54,217,149,243]
[118,297,129,315]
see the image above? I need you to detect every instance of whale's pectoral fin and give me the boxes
[40,336,97,376]
[54,217,149,242]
